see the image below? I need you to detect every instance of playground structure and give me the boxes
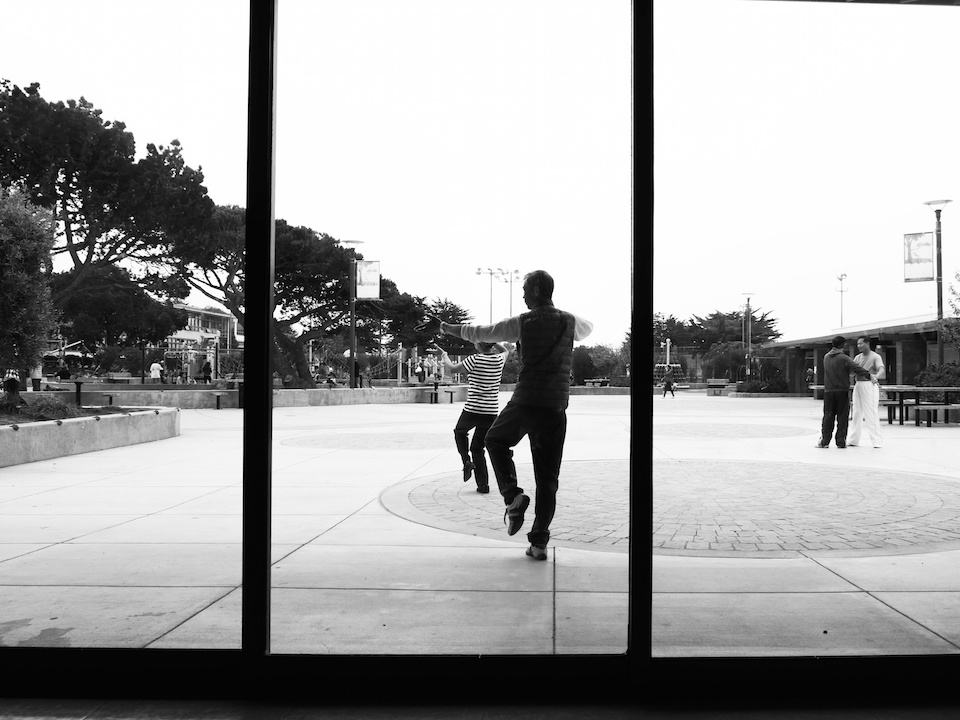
[653,363,687,387]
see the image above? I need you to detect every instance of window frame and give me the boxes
[21,0,960,707]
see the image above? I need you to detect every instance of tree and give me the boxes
[653,312,693,347]
[689,309,781,352]
[0,81,214,306]
[52,265,188,350]
[940,273,960,358]
[700,341,748,381]
[178,206,479,385]
[0,191,56,409]
[571,346,595,385]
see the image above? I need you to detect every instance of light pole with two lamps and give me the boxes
[925,199,952,366]
[477,267,521,322]
[495,268,521,316]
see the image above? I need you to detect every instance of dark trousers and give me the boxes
[485,401,567,548]
[821,390,851,446]
[454,410,496,489]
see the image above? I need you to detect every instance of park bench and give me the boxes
[211,391,228,410]
[101,393,115,406]
[706,378,728,396]
[585,378,610,387]
[914,404,960,427]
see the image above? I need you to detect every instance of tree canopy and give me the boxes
[52,265,188,349]
[0,81,213,307]
[0,191,56,372]
[654,309,782,353]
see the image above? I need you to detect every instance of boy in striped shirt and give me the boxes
[433,341,511,493]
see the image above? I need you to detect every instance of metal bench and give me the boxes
[913,404,960,427]
[211,391,228,410]
[101,393,115,406]
[444,390,457,403]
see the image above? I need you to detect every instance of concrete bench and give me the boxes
[706,379,729,397]
[913,404,960,427]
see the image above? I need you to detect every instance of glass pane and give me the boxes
[0,0,248,649]
[654,0,960,657]
[270,0,633,654]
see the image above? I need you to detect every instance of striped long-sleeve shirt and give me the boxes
[461,351,507,415]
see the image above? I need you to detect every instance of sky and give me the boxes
[655,0,960,343]
[0,0,633,348]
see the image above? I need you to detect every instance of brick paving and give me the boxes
[384,459,630,553]
[654,459,960,557]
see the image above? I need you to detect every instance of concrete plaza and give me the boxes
[0,393,629,654]
[654,389,960,657]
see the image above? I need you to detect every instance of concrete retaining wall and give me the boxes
[43,385,470,408]
[0,407,180,468]
[33,382,625,410]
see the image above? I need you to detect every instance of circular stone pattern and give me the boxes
[654,460,960,557]
[655,423,810,438]
[395,459,629,552]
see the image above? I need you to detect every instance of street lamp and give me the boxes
[495,268,521,316]
[342,240,364,388]
[743,293,753,379]
[925,199,952,366]
[476,268,496,322]
[836,273,847,327]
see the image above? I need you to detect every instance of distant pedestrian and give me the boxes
[662,366,676,397]
[817,336,875,449]
[150,360,163,384]
[201,360,213,384]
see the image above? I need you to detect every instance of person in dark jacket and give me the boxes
[420,271,593,560]
[818,335,876,449]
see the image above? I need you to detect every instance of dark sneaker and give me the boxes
[476,485,490,494]
[526,545,547,561]
[462,461,475,482]
[815,441,829,448]
[836,443,846,449]
[504,493,530,536]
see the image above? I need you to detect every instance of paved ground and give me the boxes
[7,387,960,662]
[653,390,960,657]
[0,393,630,653]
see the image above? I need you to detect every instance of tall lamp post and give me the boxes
[836,273,847,327]
[342,240,364,388]
[743,293,753,379]
[476,268,496,322]
[925,200,952,366]
[495,268,521,316]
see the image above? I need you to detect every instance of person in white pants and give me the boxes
[849,336,885,448]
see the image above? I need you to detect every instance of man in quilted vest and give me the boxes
[423,270,593,560]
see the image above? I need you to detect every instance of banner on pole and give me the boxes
[904,232,934,282]
[356,260,381,299]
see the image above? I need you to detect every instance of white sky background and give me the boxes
[655,0,960,342]
[0,0,633,348]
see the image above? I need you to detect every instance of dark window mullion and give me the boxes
[241,0,277,661]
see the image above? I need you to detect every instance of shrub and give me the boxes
[914,363,960,402]
[22,395,83,421]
